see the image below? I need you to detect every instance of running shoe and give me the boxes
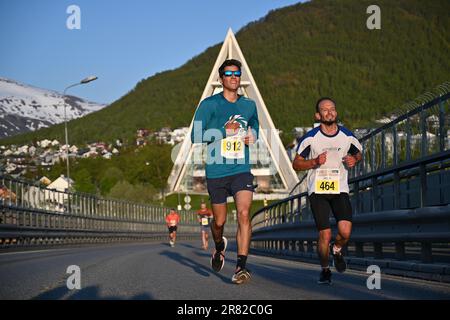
[317,268,332,285]
[331,243,347,273]
[210,236,227,272]
[169,240,174,247]
[232,267,252,284]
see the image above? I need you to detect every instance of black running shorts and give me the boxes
[308,193,353,231]
[168,226,177,233]
[206,172,255,204]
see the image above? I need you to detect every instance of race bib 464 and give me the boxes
[315,169,340,194]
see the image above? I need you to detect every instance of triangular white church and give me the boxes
[167,29,299,200]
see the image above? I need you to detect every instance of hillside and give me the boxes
[2,0,449,147]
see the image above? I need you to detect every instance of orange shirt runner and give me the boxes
[165,212,180,227]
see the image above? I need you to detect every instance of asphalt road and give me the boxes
[0,240,449,300]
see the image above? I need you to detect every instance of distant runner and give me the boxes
[197,202,213,250]
[293,97,362,284]
[165,209,180,247]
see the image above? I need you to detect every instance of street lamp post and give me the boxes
[62,76,98,194]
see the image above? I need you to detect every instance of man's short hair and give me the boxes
[219,59,242,77]
[315,97,336,112]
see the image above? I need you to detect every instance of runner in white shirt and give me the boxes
[293,97,362,285]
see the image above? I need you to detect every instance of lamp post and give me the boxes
[62,76,98,192]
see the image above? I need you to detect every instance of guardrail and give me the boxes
[251,93,450,267]
[0,176,236,248]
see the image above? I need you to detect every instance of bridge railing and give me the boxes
[251,93,450,266]
[356,92,449,176]
[0,176,236,247]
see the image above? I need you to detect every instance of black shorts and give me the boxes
[308,193,353,231]
[206,172,255,204]
[168,226,177,233]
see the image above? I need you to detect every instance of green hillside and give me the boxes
[2,0,449,146]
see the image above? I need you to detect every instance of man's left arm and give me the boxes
[244,104,259,145]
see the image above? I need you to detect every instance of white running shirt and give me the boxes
[296,126,362,195]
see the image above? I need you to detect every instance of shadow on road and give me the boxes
[33,285,155,300]
[159,250,231,284]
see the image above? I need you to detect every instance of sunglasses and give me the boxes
[223,70,242,77]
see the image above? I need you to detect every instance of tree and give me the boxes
[73,168,96,194]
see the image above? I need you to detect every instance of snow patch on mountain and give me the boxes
[0,77,106,139]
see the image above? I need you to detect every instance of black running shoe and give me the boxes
[331,244,347,273]
[232,268,252,284]
[317,268,332,285]
[210,237,227,272]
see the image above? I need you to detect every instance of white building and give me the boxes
[44,175,74,210]
[168,29,299,200]
[39,139,53,148]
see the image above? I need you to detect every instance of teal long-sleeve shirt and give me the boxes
[190,93,259,179]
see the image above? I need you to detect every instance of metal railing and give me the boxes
[0,176,236,247]
[355,92,449,175]
[251,93,450,265]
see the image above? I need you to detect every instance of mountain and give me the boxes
[0,77,106,139]
[2,0,449,146]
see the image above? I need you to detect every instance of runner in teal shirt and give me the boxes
[190,59,259,285]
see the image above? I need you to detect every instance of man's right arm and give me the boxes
[293,154,318,171]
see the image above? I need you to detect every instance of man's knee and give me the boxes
[338,221,352,240]
[318,229,332,243]
[237,209,250,224]
[212,218,226,228]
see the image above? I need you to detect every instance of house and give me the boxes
[17,145,29,154]
[77,148,89,156]
[9,167,26,179]
[29,146,37,156]
[95,142,108,151]
[5,163,17,173]
[137,129,150,138]
[171,127,189,143]
[102,152,112,159]
[69,145,78,154]
[44,175,74,209]
[47,175,74,193]
[51,140,60,147]
[82,150,98,158]
[39,139,53,148]
[136,138,147,147]
[40,153,60,166]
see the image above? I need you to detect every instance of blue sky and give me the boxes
[0,0,301,104]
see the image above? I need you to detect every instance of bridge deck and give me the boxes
[0,240,449,300]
